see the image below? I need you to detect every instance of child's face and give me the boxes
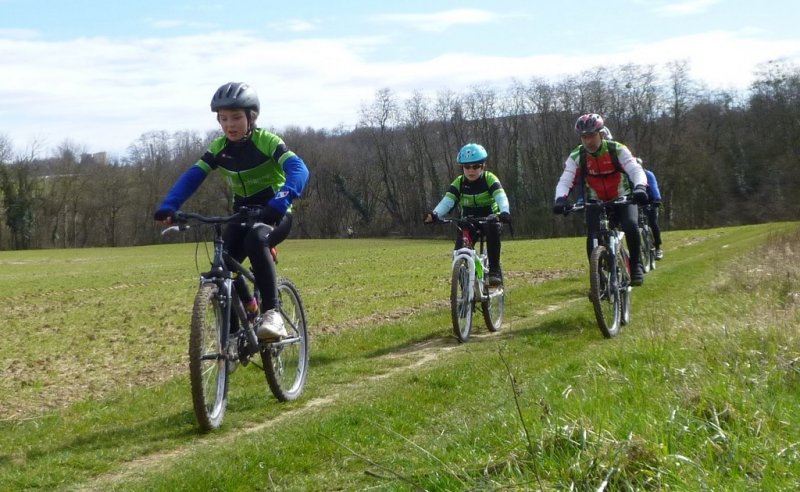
[217,108,249,141]
[462,163,485,181]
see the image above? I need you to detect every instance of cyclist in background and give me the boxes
[424,143,511,286]
[154,82,309,340]
[552,113,649,285]
[637,157,664,260]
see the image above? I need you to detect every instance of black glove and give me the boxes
[652,200,661,208]
[424,211,438,224]
[553,196,568,215]
[632,185,649,205]
[499,211,511,224]
[154,208,174,221]
[259,205,284,225]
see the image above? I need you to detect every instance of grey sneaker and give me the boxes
[257,309,287,340]
[655,249,663,260]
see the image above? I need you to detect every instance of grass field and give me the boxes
[1,222,798,490]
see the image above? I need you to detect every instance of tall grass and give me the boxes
[0,222,798,490]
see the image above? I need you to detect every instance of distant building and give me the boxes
[80,152,107,165]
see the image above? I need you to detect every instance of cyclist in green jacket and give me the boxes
[154,82,309,340]
[424,143,511,286]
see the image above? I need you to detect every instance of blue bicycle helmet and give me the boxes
[456,143,488,164]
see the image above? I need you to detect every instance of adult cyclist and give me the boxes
[553,113,649,286]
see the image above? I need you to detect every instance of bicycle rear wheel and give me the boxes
[189,283,228,431]
[450,257,473,343]
[481,278,504,332]
[589,246,621,338]
[262,278,309,401]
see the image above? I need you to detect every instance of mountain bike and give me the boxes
[436,216,505,343]
[566,197,632,338]
[162,208,309,431]
[638,204,657,273]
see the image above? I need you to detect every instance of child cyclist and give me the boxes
[424,143,511,286]
[154,82,309,340]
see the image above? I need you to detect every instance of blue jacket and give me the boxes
[644,169,662,202]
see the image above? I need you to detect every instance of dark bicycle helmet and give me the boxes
[456,143,488,164]
[575,113,604,135]
[210,82,260,114]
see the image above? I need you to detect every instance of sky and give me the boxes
[0,0,798,159]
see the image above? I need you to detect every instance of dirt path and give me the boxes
[77,296,579,491]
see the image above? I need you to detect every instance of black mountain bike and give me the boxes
[566,197,632,338]
[163,208,309,431]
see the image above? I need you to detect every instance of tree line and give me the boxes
[1,59,798,250]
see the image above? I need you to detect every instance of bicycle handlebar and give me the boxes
[563,195,634,215]
[433,215,501,226]
[161,207,271,235]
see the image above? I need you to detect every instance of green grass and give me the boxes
[0,222,798,490]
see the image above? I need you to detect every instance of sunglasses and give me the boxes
[463,163,484,170]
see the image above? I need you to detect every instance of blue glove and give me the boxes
[262,190,292,225]
[499,211,511,224]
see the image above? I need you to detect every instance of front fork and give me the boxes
[453,248,477,303]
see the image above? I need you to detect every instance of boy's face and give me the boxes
[217,108,249,141]
[462,163,485,181]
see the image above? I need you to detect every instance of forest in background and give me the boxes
[0,59,798,250]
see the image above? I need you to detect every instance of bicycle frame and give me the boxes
[163,207,310,431]
[449,219,491,304]
[164,213,264,358]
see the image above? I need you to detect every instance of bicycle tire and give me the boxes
[481,276,504,332]
[589,246,621,338]
[619,247,632,326]
[639,228,651,273]
[189,283,229,431]
[644,226,657,271]
[262,278,309,401]
[450,257,473,343]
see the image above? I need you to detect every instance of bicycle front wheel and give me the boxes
[639,228,651,273]
[589,246,621,338]
[262,278,309,401]
[450,258,473,343]
[189,283,229,431]
[619,247,632,326]
[644,226,657,271]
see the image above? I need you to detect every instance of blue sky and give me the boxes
[1,0,798,158]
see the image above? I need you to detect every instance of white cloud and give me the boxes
[649,0,723,16]
[148,19,217,30]
[369,8,503,33]
[0,28,39,40]
[283,19,317,32]
[0,26,798,158]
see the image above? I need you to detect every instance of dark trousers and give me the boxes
[646,206,662,247]
[585,203,641,269]
[223,213,293,311]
